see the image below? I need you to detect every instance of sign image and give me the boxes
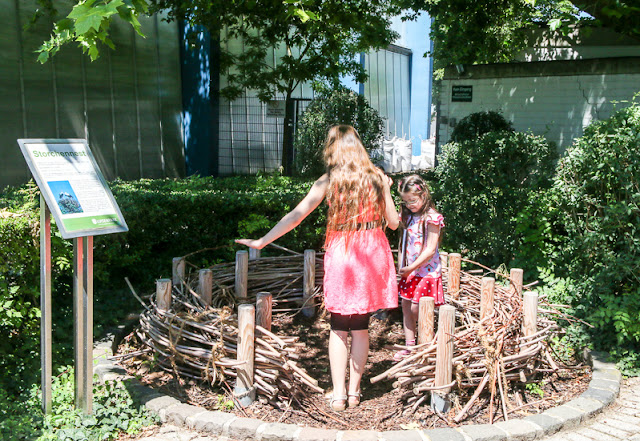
[18,139,128,239]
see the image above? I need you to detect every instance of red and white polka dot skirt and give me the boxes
[399,275,444,305]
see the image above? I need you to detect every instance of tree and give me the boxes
[401,0,639,68]
[35,0,400,175]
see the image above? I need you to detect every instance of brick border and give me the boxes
[94,342,620,441]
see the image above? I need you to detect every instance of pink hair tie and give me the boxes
[415,185,422,191]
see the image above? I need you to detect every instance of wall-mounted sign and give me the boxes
[266,100,286,117]
[452,85,473,102]
[18,139,128,239]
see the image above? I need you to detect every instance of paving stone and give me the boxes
[523,414,564,435]
[588,379,621,394]
[543,405,585,429]
[425,428,467,441]
[227,417,265,440]
[597,415,640,433]
[622,400,640,411]
[191,410,236,433]
[341,429,379,440]
[146,395,182,414]
[564,397,604,419]
[259,422,300,441]
[493,420,541,441]
[296,427,338,441]
[629,434,640,441]
[563,432,594,441]
[165,404,207,426]
[575,428,620,441]
[617,406,640,417]
[458,423,508,441]
[588,422,630,438]
[607,411,640,425]
[379,429,425,441]
[620,393,640,404]
[590,352,616,371]
[580,388,616,406]
[591,370,622,383]
[125,381,164,403]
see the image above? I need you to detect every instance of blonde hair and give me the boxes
[323,125,386,247]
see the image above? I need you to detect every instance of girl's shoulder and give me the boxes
[424,208,445,227]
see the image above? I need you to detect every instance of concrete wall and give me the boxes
[438,57,640,150]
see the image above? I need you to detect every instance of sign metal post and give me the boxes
[40,195,52,414]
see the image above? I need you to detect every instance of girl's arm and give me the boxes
[235,174,329,249]
[380,171,399,230]
[398,223,440,277]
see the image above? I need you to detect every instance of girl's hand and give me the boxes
[235,238,264,249]
[398,266,413,278]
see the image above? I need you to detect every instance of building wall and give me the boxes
[438,57,640,150]
[1,0,184,188]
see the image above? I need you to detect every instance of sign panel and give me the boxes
[452,85,473,102]
[266,100,286,118]
[18,139,128,239]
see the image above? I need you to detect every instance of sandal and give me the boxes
[348,392,361,408]
[393,349,411,361]
[329,394,347,411]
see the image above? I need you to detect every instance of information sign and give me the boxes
[266,100,286,117]
[452,85,473,102]
[18,139,128,239]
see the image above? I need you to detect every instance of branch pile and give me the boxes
[182,252,324,311]
[372,264,569,422]
[135,288,323,407]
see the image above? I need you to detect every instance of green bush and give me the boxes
[552,99,640,370]
[435,131,557,269]
[450,110,514,143]
[0,367,158,440]
[293,85,384,177]
[0,173,327,400]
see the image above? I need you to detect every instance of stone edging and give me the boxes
[93,342,621,441]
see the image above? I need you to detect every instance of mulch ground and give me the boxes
[118,308,591,432]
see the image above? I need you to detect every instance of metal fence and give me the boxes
[218,96,312,175]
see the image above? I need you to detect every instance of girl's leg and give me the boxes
[328,329,349,400]
[402,298,417,343]
[348,329,369,398]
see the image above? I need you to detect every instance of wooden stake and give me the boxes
[523,291,538,338]
[432,305,455,413]
[198,269,213,307]
[418,296,435,345]
[235,304,256,406]
[448,253,461,299]
[302,250,315,318]
[441,252,448,269]
[235,250,249,299]
[172,257,185,290]
[434,305,455,391]
[156,279,172,312]
[249,248,261,261]
[480,277,495,320]
[256,292,272,331]
[510,268,523,297]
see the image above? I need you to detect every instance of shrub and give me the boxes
[552,99,640,369]
[294,86,384,177]
[450,110,514,143]
[0,173,327,399]
[435,131,557,269]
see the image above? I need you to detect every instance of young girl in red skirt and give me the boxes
[237,125,399,411]
[394,175,445,361]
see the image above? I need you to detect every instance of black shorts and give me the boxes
[330,312,371,332]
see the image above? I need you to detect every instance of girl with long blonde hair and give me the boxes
[237,125,399,411]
